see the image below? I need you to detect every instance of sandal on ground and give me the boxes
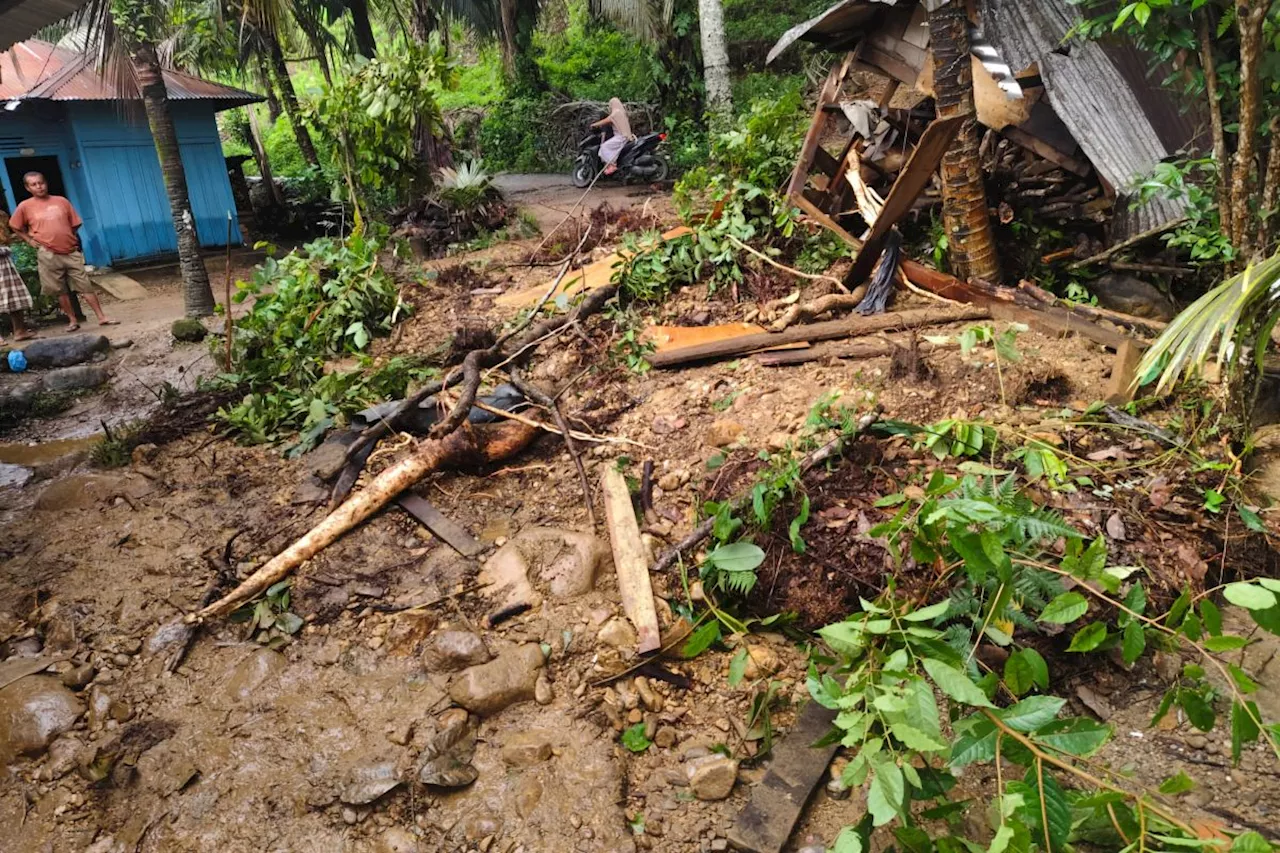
[13,333,35,341]
[65,324,80,332]
[98,319,120,326]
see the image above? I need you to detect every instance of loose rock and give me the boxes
[501,730,554,767]
[598,618,637,650]
[686,754,738,800]
[705,420,745,448]
[423,630,490,673]
[448,644,545,716]
[0,676,85,762]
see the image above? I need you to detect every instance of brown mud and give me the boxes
[1,182,1278,853]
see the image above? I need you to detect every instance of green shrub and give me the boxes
[731,72,805,108]
[537,23,659,102]
[478,94,569,172]
[438,49,504,111]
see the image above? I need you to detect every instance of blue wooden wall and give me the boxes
[0,100,243,267]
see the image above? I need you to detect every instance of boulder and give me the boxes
[18,335,111,369]
[1093,273,1177,322]
[170,318,208,343]
[448,644,544,716]
[0,676,84,763]
[479,526,610,615]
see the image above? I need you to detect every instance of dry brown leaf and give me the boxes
[1105,513,1127,541]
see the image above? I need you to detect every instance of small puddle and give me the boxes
[0,435,100,467]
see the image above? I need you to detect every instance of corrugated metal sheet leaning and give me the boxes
[0,0,91,54]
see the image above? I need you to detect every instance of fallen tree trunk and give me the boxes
[755,337,959,367]
[196,421,539,620]
[647,306,990,369]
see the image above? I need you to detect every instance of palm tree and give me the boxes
[927,0,1000,283]
[345,0,378,56]
[696,0,731,121]
[81,0,217,316]
[586,0,701,115]
[1135,255,1280,406]
[443,0,541,89]
[408,0,452,183]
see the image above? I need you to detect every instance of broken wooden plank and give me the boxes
[787,51,858,201]
[643,323,807,355]
[397,493,484,557]
[990,302,1135,352]
[1104,339,1143,405]
[844,114,966,287]
[1001,126,1092,178]
[600,467,661,653]
[1067,217,1189,271]
[647,306,990,369]
[725,701,840,853]
[92,272,150,301]
[495,226,692,310]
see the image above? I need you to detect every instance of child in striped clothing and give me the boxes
[0,210,35,344]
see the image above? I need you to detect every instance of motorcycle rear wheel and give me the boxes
[649,154,670,183]
[571,158,594,188]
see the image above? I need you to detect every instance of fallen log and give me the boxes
[647,306,990,369]
[196,421,539,621]
[755,337,959,367]
[651,408,881,575]
[769,287,867,331]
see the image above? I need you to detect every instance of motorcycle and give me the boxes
[570,129,670,188]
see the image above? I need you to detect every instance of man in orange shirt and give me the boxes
[9,172,116,332]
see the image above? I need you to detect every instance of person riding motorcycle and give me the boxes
[589,98,634,175]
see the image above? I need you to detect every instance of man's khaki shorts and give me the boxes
[37,248,96,296]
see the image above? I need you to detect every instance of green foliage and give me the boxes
[308,38,452,206]
[536,10,660,102]
[478,94,570,172]
[436,48,505,111]
[621,722,652,752]
[229,580,304,648]
[1136,158,1236,265]
[213,230,434,450]
[699,541,766,596]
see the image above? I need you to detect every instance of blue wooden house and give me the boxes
[0,40,260,267]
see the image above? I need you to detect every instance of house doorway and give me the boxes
[4,155,67,203]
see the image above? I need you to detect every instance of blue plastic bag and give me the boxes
[7,350,27,372]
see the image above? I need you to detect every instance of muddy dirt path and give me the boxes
[1,186,1277,853]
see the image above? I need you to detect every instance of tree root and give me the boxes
[196,421,539,621]
[769,287,868,331]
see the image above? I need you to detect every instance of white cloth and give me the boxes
[599,134,628,165]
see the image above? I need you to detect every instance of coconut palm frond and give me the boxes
[589,0,668,40]
[1135,253,1280,394]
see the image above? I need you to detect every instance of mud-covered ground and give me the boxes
[2,181,1279,853]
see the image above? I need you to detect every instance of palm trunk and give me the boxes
[1231,0,1267,261]
[268,36,320,168]
[928,0,1001,283]
[1196,9,1232,244]
[259,58,282,124]
[410,0,453,191]
[132,42,215,317]
[497,0,518,81]
[696,0,733,123]
[346,0,378,58]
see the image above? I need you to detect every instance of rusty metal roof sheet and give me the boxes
[0,40,261,108]
[0,0,92,54]
[767,0,904,64]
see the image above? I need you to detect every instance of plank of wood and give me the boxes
[1002,126,1092,178]
[92,272,150,301]
[647,306,990,369]
[600,468,661,653]
[787,52,858,201]
[989,302,1136,352]
[644,323,764,352]
[1104,339,1143,405]
[0,654,69,691]
[725,701,840,853]
[844,114,966,287]
[397,493,484,557]
[494,226,692,310]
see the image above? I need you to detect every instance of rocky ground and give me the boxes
[1,180,1279,853]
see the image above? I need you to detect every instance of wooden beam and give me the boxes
[843,114,966,287]
[1104,339,1143,405]
[398,494,484,557]
[1001,126,1092,178]
[725,702,840,853]
[600,468,661,653]
[647,306,991,369]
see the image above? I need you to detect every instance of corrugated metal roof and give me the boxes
[0,0,91,54]
[978,0,1187,240]
[767,0,903,64]
[0,40,262,108]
